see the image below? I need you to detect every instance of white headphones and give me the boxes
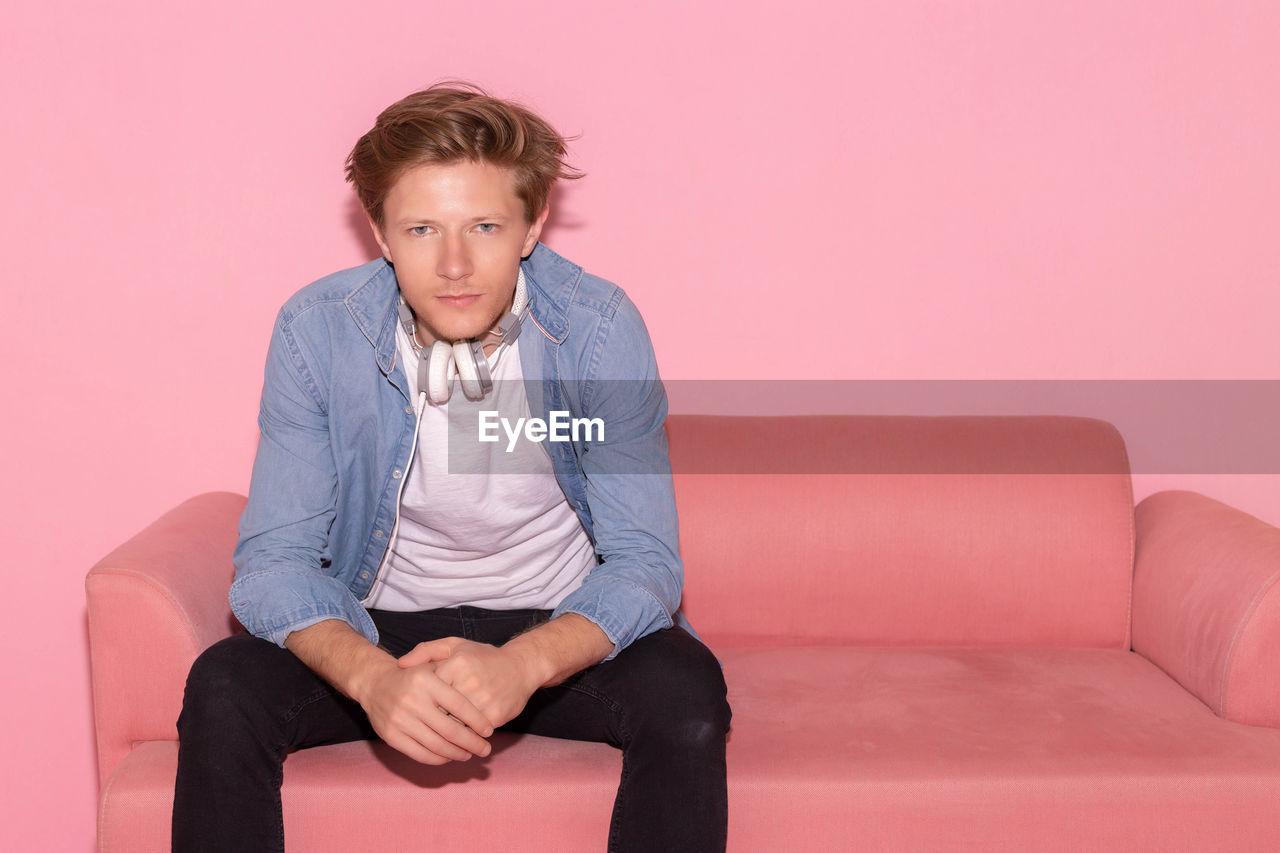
[397,269,530,405]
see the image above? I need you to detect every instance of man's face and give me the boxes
[369,160,548,345]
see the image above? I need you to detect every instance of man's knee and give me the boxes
[617,629,731,744]
[178,632,287,738]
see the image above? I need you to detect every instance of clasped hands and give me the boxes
[358,637,542,767]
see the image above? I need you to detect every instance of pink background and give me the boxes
[3,1,1278,848]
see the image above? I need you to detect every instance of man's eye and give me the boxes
[475,223,498,233]
[410,225,434,236]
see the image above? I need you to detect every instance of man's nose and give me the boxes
[437,234,472,280]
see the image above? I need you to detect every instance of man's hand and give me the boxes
[398,614,615,728]
[284,619,494,766]
[398,638,542,728]
[355,655,496,765]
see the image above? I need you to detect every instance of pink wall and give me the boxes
[4,0,1278,848]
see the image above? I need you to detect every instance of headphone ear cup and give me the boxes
[427,340,455,404]
[453,341,486,401]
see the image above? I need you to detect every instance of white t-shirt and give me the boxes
[361,323,597,611]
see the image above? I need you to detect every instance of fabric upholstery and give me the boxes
[98,646,1280,851]
[86,416,1280,850]
[86,491,244,789]
[1133,489,1280,726]
[670,415,1134,648]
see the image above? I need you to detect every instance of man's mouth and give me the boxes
[437,294,481,308]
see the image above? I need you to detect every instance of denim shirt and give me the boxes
[230,243,688,660]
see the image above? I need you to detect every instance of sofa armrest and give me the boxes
[1132,490,1280,727]
[86,492,247,788]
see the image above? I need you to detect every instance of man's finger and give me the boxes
[427,706,493,757]
[387,735,452,766]
[398,637,461,668]
[398,717,475,763]
[431,681,497,738]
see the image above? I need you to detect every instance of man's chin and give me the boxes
[435,325,498,346]
[416,305,507,345]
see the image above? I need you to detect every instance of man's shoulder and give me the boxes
[524,243,637,334]
[276,258,396,326]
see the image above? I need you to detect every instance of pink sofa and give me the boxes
[88,415,1280,851]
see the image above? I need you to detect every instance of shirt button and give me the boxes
[374,529,385,538]
[360,571,370,579]
[392,469,402,479]
[404,404,413,414]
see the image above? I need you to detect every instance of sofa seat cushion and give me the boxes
[100,734,620,851]
[723,645,1280,851]
[99,646,1280,852]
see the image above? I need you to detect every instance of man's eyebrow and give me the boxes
[395,213,511,226]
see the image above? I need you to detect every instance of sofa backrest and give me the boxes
[668,415,1134,649]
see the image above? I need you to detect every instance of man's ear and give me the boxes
[521,206,551,258]
[366,212,393,262]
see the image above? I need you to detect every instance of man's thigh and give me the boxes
[502,627,730,747]
[179,630,378,755]
[183,610,487,753]
[186,613,727,753]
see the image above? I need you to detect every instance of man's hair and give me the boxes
[345,81,582,227]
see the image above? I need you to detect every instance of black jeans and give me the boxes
[173,608,730,852]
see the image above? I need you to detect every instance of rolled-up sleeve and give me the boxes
[229,310,379,648]
[551,295,682,659]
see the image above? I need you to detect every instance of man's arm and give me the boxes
[504,613,615,686]
[231,306,380,648]
[550,291,683,657]
[237,289,496,766]
[397,613,613,728]
[285,619,495,763]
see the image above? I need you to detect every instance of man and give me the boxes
[173,83,730,852]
